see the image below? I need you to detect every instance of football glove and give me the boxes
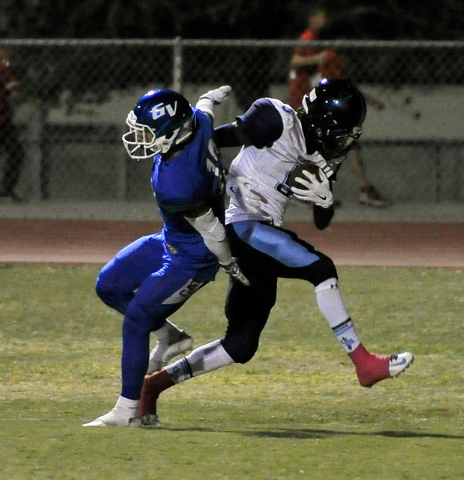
[291,169,334,208]
[196,85,232,118]
[227,175,273,220]
[220,258,250,286]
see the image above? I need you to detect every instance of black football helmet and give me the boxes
[298,78,367,163]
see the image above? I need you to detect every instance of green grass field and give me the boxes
[0,264,463,480]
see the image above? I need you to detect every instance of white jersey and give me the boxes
[225,98,326,227]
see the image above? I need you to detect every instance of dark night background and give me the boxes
[3,0,464,40]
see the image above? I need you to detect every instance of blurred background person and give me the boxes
[0,46,25,202]
[288,5,389,208]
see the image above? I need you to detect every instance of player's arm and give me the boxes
[184,206,249,286]
[214,98,284,149]
[313,203,334,230]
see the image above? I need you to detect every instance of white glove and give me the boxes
[200,85,231,104]
[227,175,273,220]
[227,175,262,213]
[290,169,334,208]
[196,85,232,117]
[220,258,250,286]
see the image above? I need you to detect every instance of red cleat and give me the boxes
[349,345,414,388]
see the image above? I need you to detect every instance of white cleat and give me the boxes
[83,396,141,427]
[389,351,414,378]
[82,408,141,427]
[147,331,194,374]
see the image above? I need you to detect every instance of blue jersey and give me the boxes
[151,108,226,267]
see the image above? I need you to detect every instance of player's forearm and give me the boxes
[313,204,334,230]
[185,208,233,265]
[214,122,251,148]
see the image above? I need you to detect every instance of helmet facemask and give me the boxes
[313,120,363,162]
[122,110,193,160]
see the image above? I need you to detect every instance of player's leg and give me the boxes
[83,262,207,427]
[95,233,165,314]
[229,221,414,388]
[139,274,278,424]
[95,233,193,373]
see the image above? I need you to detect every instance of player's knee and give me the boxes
[95,274,119,308]
[301,253,338,286]
[222,334,260,364]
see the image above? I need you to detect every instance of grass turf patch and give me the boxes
[0,264,463,480]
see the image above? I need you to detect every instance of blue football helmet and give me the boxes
[122,89,194,159]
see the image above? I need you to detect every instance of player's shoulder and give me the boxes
[263,98,298,130]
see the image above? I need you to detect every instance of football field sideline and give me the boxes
[0,219,462,268]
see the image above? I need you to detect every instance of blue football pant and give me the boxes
[96,232,211,400]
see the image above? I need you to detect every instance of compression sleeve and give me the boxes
[313,203,334,230]
[185,208,234,266]
[214,122,242,148]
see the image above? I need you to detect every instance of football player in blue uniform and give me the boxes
[138,79,414,426]
[83,86,249,427]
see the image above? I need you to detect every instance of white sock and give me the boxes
[166,340,234,383]
[315,278,361,353]
[115,395,139,412]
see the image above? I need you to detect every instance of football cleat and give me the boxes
[82,408,141,427]
[83,396,141,427]
[356,351,414,388]
[388,352,414,378]
[147,331,194,374]
[141,414,161,427]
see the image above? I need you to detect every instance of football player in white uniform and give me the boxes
[138,78,414,426]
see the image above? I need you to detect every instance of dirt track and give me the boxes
[0,219,462,268]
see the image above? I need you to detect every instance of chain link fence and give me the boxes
[1,39,463,213]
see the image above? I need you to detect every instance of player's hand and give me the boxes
[227,175,262,213]
[227,175,273,220]
[291,169,333,208]
[199,85,232,105]
[221,258,250,286]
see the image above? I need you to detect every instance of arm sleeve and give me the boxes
[313,204,335,230]
[214,122,243,148]
[185,208,233,266]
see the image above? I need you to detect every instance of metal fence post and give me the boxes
[172,36,183,93]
